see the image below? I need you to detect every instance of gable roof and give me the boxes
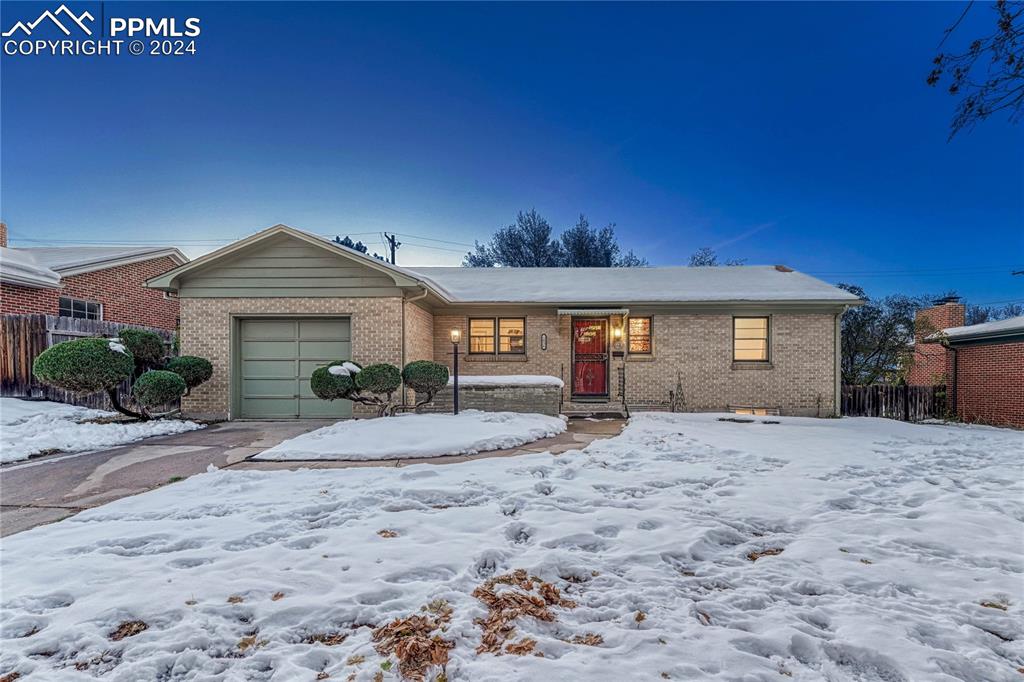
[16,246,187,276]
[0,247,61,289]
[146,223,862,306]
[145,224,423,291]
[407,265,861,305]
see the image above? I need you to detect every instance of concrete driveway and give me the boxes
[0,420,331,537]
[0,418,622,536]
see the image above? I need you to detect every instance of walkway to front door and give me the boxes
[572,318,609,398]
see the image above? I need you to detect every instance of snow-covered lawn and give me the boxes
[2,414,1022,681]
[0,398,204,464]
[253,410,567,461]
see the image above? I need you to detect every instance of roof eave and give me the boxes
[56,248,188,277]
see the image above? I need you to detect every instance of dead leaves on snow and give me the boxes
[304,632,349,646]
[108,620,147,641]
[472,568,577,656]
[377,529,400,538]
[371,606,454,682]
[746,547,784,562]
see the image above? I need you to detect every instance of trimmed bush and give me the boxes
[402,360,449,394]
[166,356,213,391]
[118,328,165,368]
[310,361,360,401]
[355,363,402,395]
[33,337,134,394]
[132,370,187,408]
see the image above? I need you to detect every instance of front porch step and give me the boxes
[562,408,629,419]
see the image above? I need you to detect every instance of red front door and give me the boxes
[573,319,608,397]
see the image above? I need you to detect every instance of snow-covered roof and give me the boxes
[935,316,1024,344]
[0,247,61,289]
[16,246,187,275]
[146,224,861,306]
[406,265,861,304]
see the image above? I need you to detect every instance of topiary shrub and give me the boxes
[402,360,449,411]
[310,361,361,401]
[33,337,145,418]
[355,363,402,396]
[33,337,135,395]
[165,356,213,395]
[132,370,187,409]
[309,361,403,416]
[118,328,166,376]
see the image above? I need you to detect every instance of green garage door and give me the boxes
[239,318,352,419]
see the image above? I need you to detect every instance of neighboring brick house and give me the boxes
[0,223,186,331]
[914,302,1024,429]
[147,224,862,420]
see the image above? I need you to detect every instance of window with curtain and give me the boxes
[733,317,769,361]
[628,317,652,353]
[469,318,496,353]
[498,318,525,353]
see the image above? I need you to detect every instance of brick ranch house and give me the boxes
[146,224,862,420]
[0,223,186,331]
[910,300,1024,429]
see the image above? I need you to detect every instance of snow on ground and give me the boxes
[253,410,567,461]
[447,374,565,387]
[0,398,204,464]
[1,414,1022,681]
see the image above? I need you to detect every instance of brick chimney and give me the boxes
[0,222,7,248]
[906,299,965,385]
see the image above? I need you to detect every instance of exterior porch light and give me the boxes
[612,325,623,340]
[450,328,460,415]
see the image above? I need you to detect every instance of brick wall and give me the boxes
[179,297,404,419]
[432,310,838,417]
[954,341,1024,428]
[419,384,562,416]
[907,303,965,386]
[0,255,181,331]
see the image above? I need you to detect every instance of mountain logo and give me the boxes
[2,4,94,37]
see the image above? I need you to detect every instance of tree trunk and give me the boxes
[106,387,149,421]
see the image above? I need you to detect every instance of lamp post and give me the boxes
[450,328,461,415]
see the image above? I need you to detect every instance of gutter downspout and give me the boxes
[834,307,848,417]
[949,346,958,420]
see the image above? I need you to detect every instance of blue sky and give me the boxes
[1,1,1021,305]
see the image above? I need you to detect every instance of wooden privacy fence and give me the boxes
[1,314,177,410]
[841,384,947,422]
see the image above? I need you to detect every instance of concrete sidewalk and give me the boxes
[0,418,622,536]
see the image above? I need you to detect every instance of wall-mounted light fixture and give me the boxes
[541,333,548,351]
[612,325,623,341]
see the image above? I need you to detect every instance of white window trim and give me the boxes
[58,296,104,321]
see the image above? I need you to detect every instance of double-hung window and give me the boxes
[733,317,769,362]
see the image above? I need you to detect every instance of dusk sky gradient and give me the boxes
[1,1,1021,305]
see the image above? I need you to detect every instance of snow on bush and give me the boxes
[0,397,204,463]
[32,337,135,395]
[0,414,1020,680]
[254,409,567,460]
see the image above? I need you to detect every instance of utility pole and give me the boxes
[382,232,401,265]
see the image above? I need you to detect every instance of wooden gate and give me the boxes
[1,314,176,410]
[841,384,947,422]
